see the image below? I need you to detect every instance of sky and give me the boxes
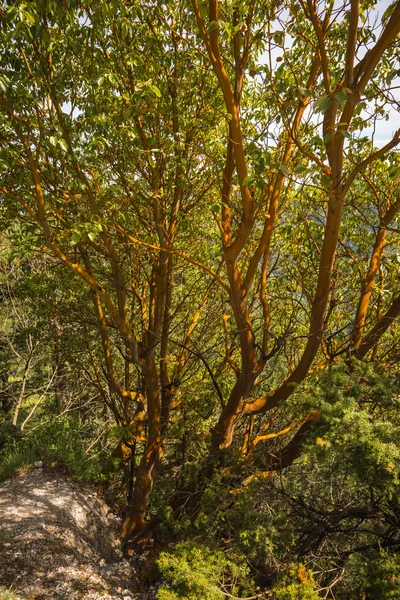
[363,0,400,146]
[258,0,399,148]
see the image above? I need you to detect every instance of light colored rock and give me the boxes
[0,470,140,599]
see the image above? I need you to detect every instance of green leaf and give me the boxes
[388,166,400,181]
[23,10,36,24]
[334,91,347,104]
[264,151,272,166]
[298,87,312,98]
[280,164,289,176]
[0,75,10,93]
[314,95,332,113]
[151,85,162,98]
[121,20,130,40]
[385,70,398,85]
[321,174,331,188]
[223,21,233,39]
[41,30,51,48]
[273,31,284,45]
[207,21,219,33]
[242,175,256,188]
[109,73,119,86]
[30,24,43,38]
[294,164,307,174]
[58,139,69,152]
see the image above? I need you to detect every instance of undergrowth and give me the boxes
[0,417,117,485]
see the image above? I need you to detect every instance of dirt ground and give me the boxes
[0,469,156,600]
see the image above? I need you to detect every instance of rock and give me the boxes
[0,471,140,599]
[34,460,43,468]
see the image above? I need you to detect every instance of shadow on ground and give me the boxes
[0,469,141,599]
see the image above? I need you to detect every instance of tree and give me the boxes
[0,231,48,429]
[0,0,399,541]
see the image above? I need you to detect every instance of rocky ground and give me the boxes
[0,469,158,600]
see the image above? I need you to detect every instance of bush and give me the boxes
[0,423,21,451]
[0,416,116,484]
[364,551,400,598]
[273,564,320,599]
[342,551,400,599]
[0,440,39,480]
[157,541,251,600]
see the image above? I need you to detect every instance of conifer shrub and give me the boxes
[272,564,320,599]
[156,541,251,600]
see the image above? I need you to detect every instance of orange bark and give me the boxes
[352,197,400,347]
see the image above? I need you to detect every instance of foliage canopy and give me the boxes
[1,0,400,596]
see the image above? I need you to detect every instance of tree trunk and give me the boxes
[210,370,257,455]
[121,356,161,540]
[12,353,32,427]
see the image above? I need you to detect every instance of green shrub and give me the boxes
[362,551,400,599]
[157,541,251,600]
[336,551,400,599]
[0,441,38,480]
[0,423,21,450]
[273,564,320,599]
[0,416,116,484]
